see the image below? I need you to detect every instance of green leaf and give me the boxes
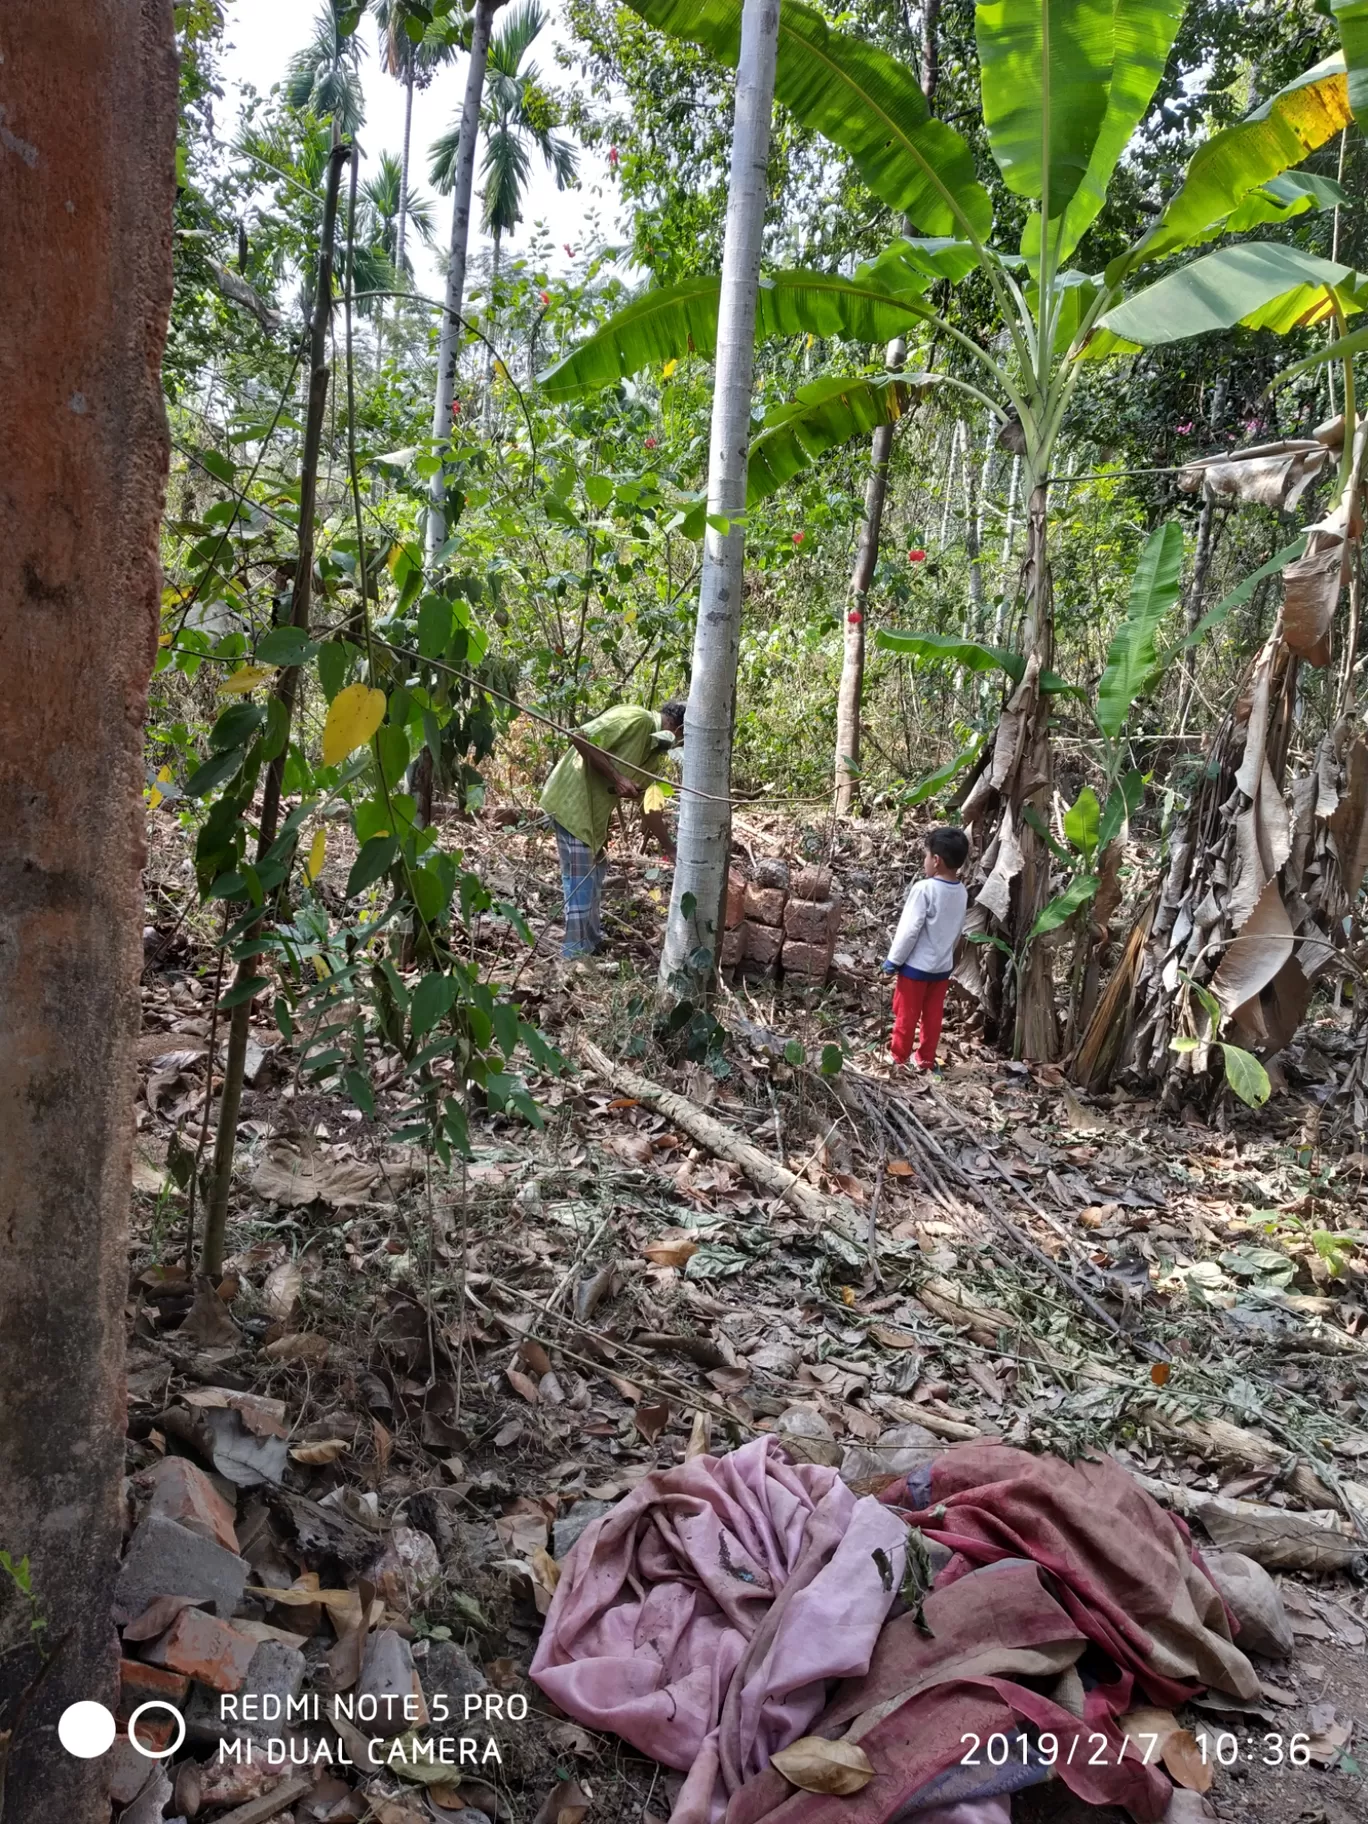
[820,1043,844,1077]
[376,723,411,788]
[783,1038,805,1066]
[256,625,318,666]
[1220,1043,1272,1108]
[1268,320,1368,393]
[1023,805,1073,865]
[976,0,1117,218]
[218,974,271,1010]
[1175,536,1308,653]
[417,594,454,659]
[1133,54,1351,265]
[1098,768,1144,849]
[210,702,266,751]
[411,970,457,1039]
[1029,872,1098,939]
[1099,243,1359,349]
[902,737,986,806]
[184,745,247,797]
[1022,0,1186,267]
[346,835,399,898]
[875,629,1078,694]
[1332,1,1368,119]
[1096,519,1184,738]
[744,376,916,508]
[317,639,358,702]
[539,272,931,399]
[628,0,992,238]
[583,473,614,508]
[1063,786,1101,863]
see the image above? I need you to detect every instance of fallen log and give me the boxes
[1129,1474,1365,1572]
[577,1038,861,1237]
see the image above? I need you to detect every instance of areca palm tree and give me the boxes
[374,0,461,281]
[285,1,368,135]
[362,149,437,282]
[430,0,578,420]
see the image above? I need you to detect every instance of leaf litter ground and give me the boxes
[120,807,1368,1823]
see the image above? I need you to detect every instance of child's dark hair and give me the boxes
[926,826,969,871]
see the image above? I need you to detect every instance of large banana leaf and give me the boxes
[1096,243,1361,349]
[1095,518,1183,738]
[674,375,919,535]
[855,238,983,292]
[745,375,915,504]
[876,629,1079,694]
[976,0,1117,218]
[1210,170,1347,241]
[627,0,993,239]
[1021,0,1186,268]
[538,272,932,399]
[1127,54,1351,268]
[1332,1,1368,119]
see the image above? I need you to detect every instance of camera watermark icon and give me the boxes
[58,1699,186,1761]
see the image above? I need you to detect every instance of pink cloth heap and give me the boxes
[530,1436,911,1824]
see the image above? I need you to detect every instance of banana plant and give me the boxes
[539,0,1364,1054]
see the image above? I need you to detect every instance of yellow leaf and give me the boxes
[321,682,386,766]
[304,828,326,884]
[805,334,815,350]
[662,358,678,378]
[290,1438,351,1465]
[312,955,329,979]
[642,783,669,814]
[220,664,275,695]
[771,1738,874,1795]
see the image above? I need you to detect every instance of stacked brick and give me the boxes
[720,859,842,984]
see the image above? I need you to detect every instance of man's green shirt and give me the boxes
[539,705,663,855]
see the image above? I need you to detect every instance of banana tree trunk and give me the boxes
[0,7,174,1817]
[659,0,779,994]
[834,335,905,814]
[203,142,348,1279]
[1012,475,1060,1061]
[428,0,502,564]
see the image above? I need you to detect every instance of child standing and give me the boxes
[883,827,970,1072]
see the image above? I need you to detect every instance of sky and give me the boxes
[216,0,622,294]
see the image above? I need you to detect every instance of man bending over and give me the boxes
[539,699,686,958]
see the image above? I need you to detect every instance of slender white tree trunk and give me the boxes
[396,64,415,283]
[659,0,779,991]
[938,420,963,548]
[834,333,904,814]
[965,420,994,635]
[482,229,502,433]
[427,0,502,564]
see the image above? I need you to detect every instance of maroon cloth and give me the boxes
[878,1445,1238,1709]
[723,1559,1171,1824]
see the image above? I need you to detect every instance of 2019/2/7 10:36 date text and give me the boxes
[960,1731,1314,1768]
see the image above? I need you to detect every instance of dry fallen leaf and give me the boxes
[870,1326,921,1350]
[532,1777,591,1824]
[290,1438,351,1465]
[635,1401,670,1444]
[263,1257,303,1319]
[1160,1729,1213,1793]
[642,1234,699,1269]
[507,1367,541,1404]
[886,1160,914,1177]
[263,1330,330,1365]
[1150,1361,1172,1387]
[519,1339,554,1378]
[178,1276,242,1348]
[771,1737,875,1796]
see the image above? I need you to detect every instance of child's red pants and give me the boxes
[890,974,948,1068]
